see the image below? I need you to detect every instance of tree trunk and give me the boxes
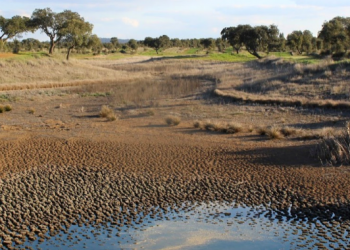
[247,49,262,59]
[66,46,74,60]
[49,40,55,54]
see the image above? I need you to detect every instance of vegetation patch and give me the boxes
[99,105,117,121]
[165,115,181,126]
[0,104,12,113]
[315,123,350,166]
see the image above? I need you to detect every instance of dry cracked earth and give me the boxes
[0,75,350,249]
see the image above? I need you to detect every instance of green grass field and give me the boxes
[0,46,341,65]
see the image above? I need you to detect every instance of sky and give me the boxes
[1,0,350,41]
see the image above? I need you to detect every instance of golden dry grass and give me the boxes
[165,115,181,126]
[99,105,117,121]
[2,56,349,111]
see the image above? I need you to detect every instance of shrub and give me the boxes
[28,108,35,114]
[144,109,155,116]
[4,104,12,112]
[193,121,202,129]
[165,115,181,126]
[0,106,4,113]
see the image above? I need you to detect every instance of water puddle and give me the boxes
[21,202,350,250]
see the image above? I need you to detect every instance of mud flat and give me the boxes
[0,138,350,249]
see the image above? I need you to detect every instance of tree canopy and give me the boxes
[144,35,170,54]
[31,8,92,55]
[0,15,32,42]
[61,15,93,60]
[222,24,280,58]
[318,16,350,54]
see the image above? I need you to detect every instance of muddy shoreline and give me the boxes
[0,138,349,248]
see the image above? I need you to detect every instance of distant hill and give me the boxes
[99,38,130,44]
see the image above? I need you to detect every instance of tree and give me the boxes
[61,15,93,60]
[240,25,280,59]
[171,38,182,47]
[189,38,200,48]
[287,30,314,54]
[31,8,88,55]
[301,30,314,53]
[88,34,102,54]
[278,33,286,51]
[221,25,250,54]
[215,38,227,52]
[318,16,350,54]
[287,30,303,54]
[21,38,42,51]
[110,37,119,49]
[144,35,170,54]
[200,38,215,53]
[128,39,138,52]
[0,15,32,42]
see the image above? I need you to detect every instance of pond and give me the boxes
[21,202,349,250]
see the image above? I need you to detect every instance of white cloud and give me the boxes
[122,17,139,28]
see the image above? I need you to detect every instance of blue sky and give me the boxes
[1,0,350,41]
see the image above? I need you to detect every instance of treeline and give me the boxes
[1,8,350,60]
[0,8,101,60]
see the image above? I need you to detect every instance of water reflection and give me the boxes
[21,202,350,249]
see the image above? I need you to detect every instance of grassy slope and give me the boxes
[0,47,333,64]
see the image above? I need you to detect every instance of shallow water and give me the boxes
[21,202,350,250]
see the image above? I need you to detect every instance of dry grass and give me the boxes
[257,127,268,136]
[280,126,299,137]
[0,104,12,113]
[215,57,350,109]
[203,120,223,131]
[194,120,244,134]
[2,56,349,112]
[99,105,117,121]
[165,115,181,126]
[225,122,244,134]
[28,108,35,114]
[315,122,350,166]
[267,126,284,140]
[193,120,203,129]
[4,104,12,111]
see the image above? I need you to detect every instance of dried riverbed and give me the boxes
[0,138,350,249]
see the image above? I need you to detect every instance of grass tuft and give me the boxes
[165,115,181,126]
[280,126,299,137]
[4,104,12,111]
[257,127,268,136]
[28,108,35,114]
[193,120,203,129]
[100,105,113,117]
[267,126,284,140]
[315,122,350,166]
[226,122,243,134]
[100,105,117,122]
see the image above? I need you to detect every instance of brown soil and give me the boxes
[0,58,350,248]
[0,53,16,59]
